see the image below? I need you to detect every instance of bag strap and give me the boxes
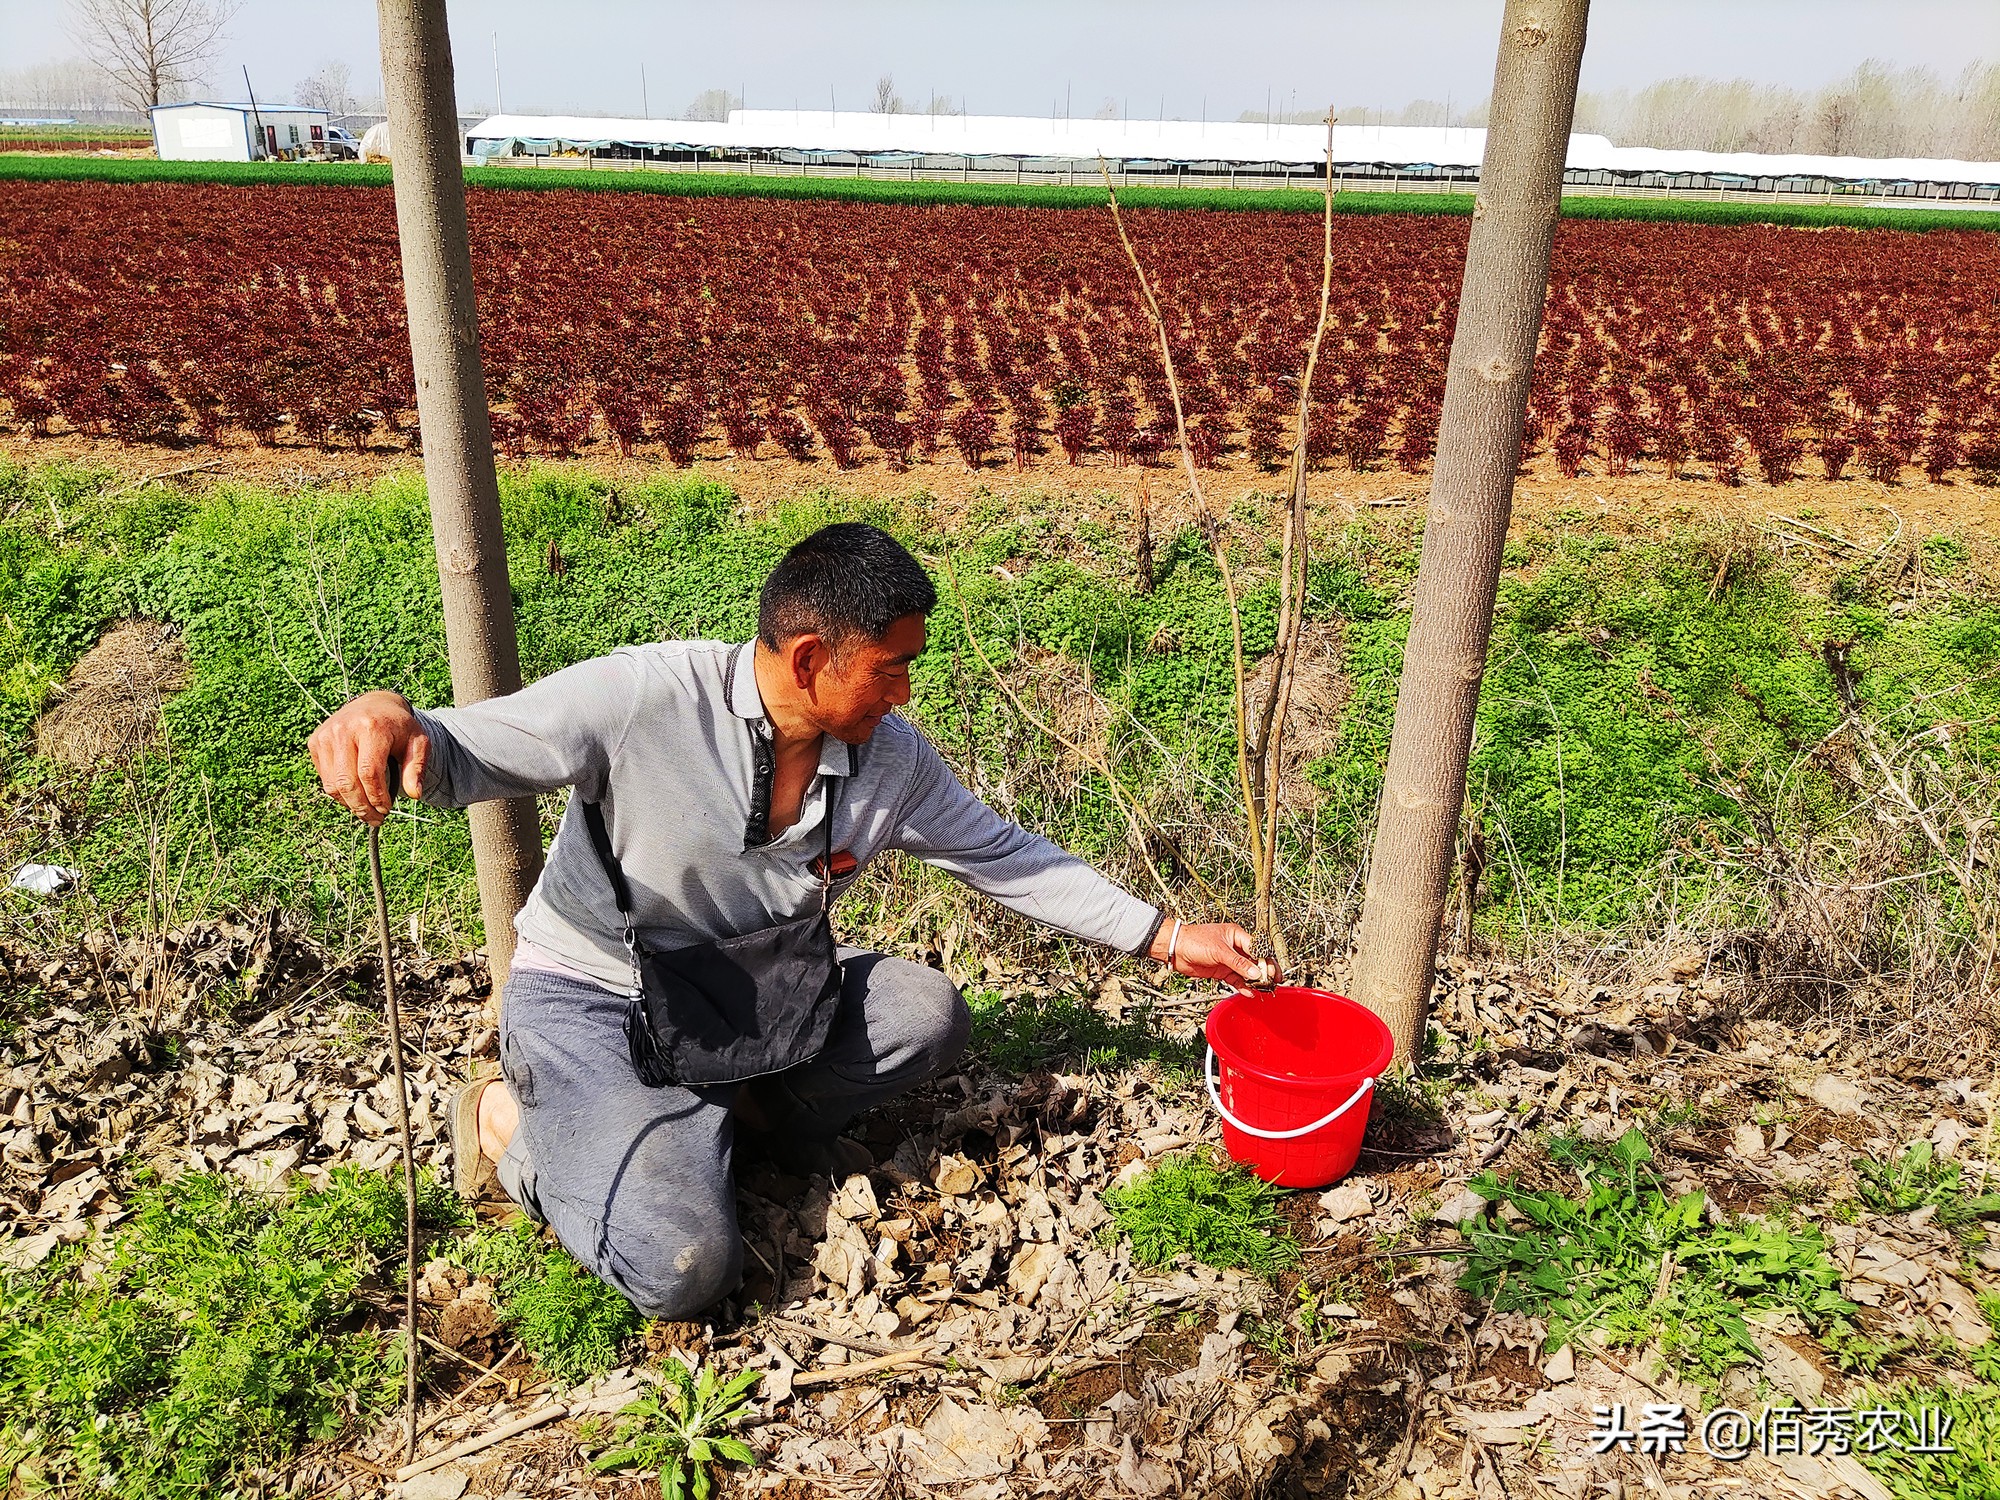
[583,736,855,922]
[580,797,644,998]
[580,799,633,916]
[813,750,853,910]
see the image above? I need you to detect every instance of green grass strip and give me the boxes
[2,152,1993,230]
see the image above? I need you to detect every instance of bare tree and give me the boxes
[871,73,903,114]
[377,0,542,989]
[0,57,122,113]
[68,0,239,113]
[683,86,738,123]
[1813,90,1853,156]
[1957,62,2000,161]
[1354,57,1998,160]
[296,59,355,120]
[1349,0,1591,1063]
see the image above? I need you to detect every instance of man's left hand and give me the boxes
[1149,920,1273,985]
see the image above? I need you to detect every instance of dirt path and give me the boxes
[8,431,1994,555]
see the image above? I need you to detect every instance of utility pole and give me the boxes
[242,67,266,159]
[640,63,648,117]
[491,31,501,114]
[377,0,543,990]
[1349,0,1591,1062]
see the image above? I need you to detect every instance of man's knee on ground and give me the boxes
[599,1220,742,1321]
[888,959,972,1076]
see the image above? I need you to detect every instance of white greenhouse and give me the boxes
[461,109,2000,205]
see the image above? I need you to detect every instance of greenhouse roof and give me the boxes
[462,110,2000,188]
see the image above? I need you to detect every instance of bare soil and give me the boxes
[8,429,1994,559]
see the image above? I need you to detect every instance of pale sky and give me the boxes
[4,0,1995,118]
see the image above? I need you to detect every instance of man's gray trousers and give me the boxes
[493,950,970,1319]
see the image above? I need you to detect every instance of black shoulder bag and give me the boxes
[580,781,845,1089]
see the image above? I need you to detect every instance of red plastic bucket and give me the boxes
[1205,986,1394,1188]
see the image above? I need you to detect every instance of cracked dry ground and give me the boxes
[5,919,1991,1500]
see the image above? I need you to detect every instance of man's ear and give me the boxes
[786,632,828,688]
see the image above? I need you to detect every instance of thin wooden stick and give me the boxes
[791,1348,936,1388]
[393,1401,573,1482]
[768,1315,913,1361]
[366,821,421,1465]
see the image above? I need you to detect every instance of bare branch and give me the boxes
[1098,158,1263,912]
[1099,124,1341,962]
[1250,111,1340,962]
[68,0,240,112]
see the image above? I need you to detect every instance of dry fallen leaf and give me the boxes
[934,1153,983,1197]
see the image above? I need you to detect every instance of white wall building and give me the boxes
[152,102,334,162]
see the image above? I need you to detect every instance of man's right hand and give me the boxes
[307,690,430,825]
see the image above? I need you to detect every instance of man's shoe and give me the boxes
[450,1069,502,1200]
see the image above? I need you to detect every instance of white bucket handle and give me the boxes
[1205,1046,1375,1140]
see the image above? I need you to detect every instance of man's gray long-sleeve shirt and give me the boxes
[413,640,1163,992]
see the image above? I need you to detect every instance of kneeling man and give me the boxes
[308,522,1259,1318]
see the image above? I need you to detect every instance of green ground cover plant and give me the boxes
[1455,1128,1856,1382]
[1104,1152,1302,1276]
[1856,1382,2000,1500]
[0,1166,457,1499]
[965,986,1199,1075]
[0,462,1993,966]
[0,154,1990,232]
[0,124,151,144]
[1856,1142,2000,1245]
[586,1361,762,1500]
[453,1219,644,1383]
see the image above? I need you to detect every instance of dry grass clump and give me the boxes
[33,617,187,767]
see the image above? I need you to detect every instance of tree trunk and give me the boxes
[1350,0,1590,1062]
[376,0,542,990]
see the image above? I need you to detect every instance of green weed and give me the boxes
[1855,1383,2000,1500]
[588,1359,761,1500]
[0,1167,456,1500]
[1455,1128,1855,1381]
[1104,1152,1302,1277]
[966,987,1197,1076]
[3,462,1997,968]
[1856,1142,2000,1243]
[452,1220,642,1384]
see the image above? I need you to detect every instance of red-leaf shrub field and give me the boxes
[4,179,1999,486]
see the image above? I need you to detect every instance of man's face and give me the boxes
[803,613,927,744]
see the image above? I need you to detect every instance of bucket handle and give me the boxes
[1205,1047,1375,1141]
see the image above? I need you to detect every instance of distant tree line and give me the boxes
[1572,61,2000,160]
[1259,60,2000,163]
[676,76,963,123]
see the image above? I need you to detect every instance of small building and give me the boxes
[151,102,333,162]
